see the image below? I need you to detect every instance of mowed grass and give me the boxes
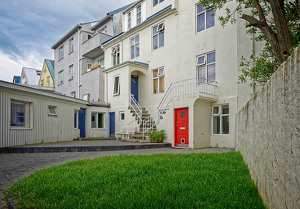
[6,152,265,208]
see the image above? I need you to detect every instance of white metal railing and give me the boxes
[142,78,217,137]
[123,94,143,134]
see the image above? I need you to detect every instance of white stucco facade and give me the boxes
[102,0,261,148]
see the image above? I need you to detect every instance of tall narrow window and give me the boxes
[112,45,120,66]
[137,5,142,25]
[69,65,74,79]
[197,4,214,32]
[69,37,74,53]
[153,68,164,94]
[58,46,64,60]
[47,76,50,87]
[128,12,132,30]
[58,70,64,84]
[197,52,215,83]
[212,105,229,134]
[153,23,164,50]
[131,35,140,59]
[74,110,78,128]
[113,75,120,95]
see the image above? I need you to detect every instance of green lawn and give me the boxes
[6,152,265,208]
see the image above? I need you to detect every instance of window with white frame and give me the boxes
[11,101,30,127]
[131,35,140,59]
[119,111,125,121]
[71,91,76,98]
[128,12,132,30]
[74,110,78,128]
[113,75,120,95]
[58,70,64,84]
[153,0,164,7]
[69,37,74,53]
[197,52,215,83]
[137,5,142,25]
[153,68,164,94]
[99,26,107,34]
[153,23,164,50]
[69,65,74,79]
[58,45,64,60]
[91,112,105,129]
[41,79,44,86]
[83,94,90,101]
[212,105,229,135]
[98,58,104,67]
[47,76,50,87]
[112,45,120,66]
[196,3,214,32]
[48,106,57,116]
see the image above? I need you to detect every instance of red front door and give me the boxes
[175,107,189,147]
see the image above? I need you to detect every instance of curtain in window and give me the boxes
[11,102,25,126]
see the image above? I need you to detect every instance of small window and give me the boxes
[58,70,64,84]
[153,0,164,7]
[153,23,164,50]
[113,75,120,95]
[131,35,140,59]
[98,58,104,67]
[69,65,74,79]
[212,104,229,135]
[153,68,164,94]
[47,76,50,87]
[71,91,76,98]
[48,106,57,116]
[137,5,142,25]
[43,66,47,73]
[120,111,125,121]
[196,4,215,32]
[87,63,92,72]
[69,37,74,53]
[83,94,90,101]
[58,46,64,60]
[91,112,105,129]
[99,26,107,34]
[41,79,44,86]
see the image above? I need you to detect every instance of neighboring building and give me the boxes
[13,76,21,84]
[0,80,88,148]
[102,0,262,148]
[38,59,55,88]
[20,67,41,86]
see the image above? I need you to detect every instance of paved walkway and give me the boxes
[0,144,234,208]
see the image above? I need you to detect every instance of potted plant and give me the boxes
[149,131,159,143]
[157,130,167,143]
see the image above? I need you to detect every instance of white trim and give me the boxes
[113,75,120,96]
[211,104,229,135]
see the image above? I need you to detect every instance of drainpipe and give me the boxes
[111,15,114,36]
[77,28,81,99]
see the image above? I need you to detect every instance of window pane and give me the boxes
[136,43,140,57]
[206,9,215,29]
[158,68,164,75]
[197,13,205,32]
[213,106,219,114]
[159,31,164,47]
[181,111,185,118]
[159,77,164,92]
[91,113,96,128]
[197,4,205,14]
[11,102,25,126]
[207,64,215,82]
[131,38,134,45]
[222,116,229,134]
[153,0,158,6]
[135,36,139,43]
[197,56,205,65]
[153,35,158,50]
[153,78,158,94]
[48,107,56,115]
[198,65,206,82]
[207,52,215,63]
[213,116,220,134]
[98,113,104,128]
[222,105,229,114]
[114,76,119,94]
[131,46,134,59]
[153,26,158,35]
[153,70,158,78]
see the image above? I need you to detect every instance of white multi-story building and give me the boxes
[102,0,261,148]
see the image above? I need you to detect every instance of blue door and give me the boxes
[109,112,115,136]
[78,108,86,138]
[131,75,138,102]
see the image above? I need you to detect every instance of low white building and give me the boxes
[101,0,261,148]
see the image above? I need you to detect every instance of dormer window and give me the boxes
[128,12,132,30]
[153,0,164,7]
[137,5,141,25]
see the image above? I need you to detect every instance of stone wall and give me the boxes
[236,46,300,209]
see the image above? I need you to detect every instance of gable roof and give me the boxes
[21,67,41,86]
[45,59,54,79]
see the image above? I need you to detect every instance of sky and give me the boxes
[0,0,134,82]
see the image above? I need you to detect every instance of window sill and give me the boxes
[57,83,64,86]
[91,128,106,130]
[69,78,74,81]
[113,94,120,97]
[58,58,64,62]
[68,51,74,55]
[10,127,33,130]
[212,134,230,136]
[48,114,57,117]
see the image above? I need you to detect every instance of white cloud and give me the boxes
[0,50,43,82]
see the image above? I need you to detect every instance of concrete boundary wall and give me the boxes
[237,46,300,209]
